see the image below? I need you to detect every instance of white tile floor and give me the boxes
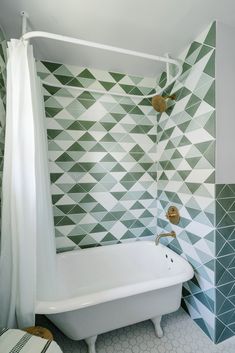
[37,309,235,353]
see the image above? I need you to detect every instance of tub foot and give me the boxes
[151,316,163,338]
[85,335,97,353]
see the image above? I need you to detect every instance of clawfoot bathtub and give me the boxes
[36,241,193,353]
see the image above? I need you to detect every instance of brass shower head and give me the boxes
[151,94,176,113]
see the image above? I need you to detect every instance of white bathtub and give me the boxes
[36,241,194,353]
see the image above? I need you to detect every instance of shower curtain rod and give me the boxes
[21,30,182,99]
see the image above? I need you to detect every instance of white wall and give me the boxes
[216,22,235,183]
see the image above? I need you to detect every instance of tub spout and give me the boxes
[155,231,176,245]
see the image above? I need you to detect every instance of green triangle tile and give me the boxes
[186,207,201,219]
[52,194,64,204]
[203,142,215,165]
[67,121,85,130]
[185,182,201,194]
[90,172,106,181]
[181,62,192,75]
[43,85,60,95]
[57,204,75,214]
[218,213,235,228]
[50,173,63,183]
[185,41,201,59]
[55,216,75,226]
[42,61,62,72]
[139,163,152,171]
[204,112,215,137]
[203,51,215,78]
[100,133,116,142]
[111,163,126,172]
[130,172,145,181]
[134,125,152,133]
[129,75,143,85]
[130,145,145,153]
[67,142,85,151]
[165,140,175,150]
[186,94,201,109]
[101,233,118,242]
[217,185,234,198]
[56,153,74,162]
[121,231,136,239]
[204,81,215,107]
[159,172,168,180]
[121,173,135,182]
[186,101,201,117]
[79,195,96,204]
[91,204,106,213]
[45,107,63,117]
[54,75,73,85]
[68,164,86,172]
[53,65,74,76]
[186,231,201,244]
[79,121,96,130]
[177,121,191,133]
[47,129,62,139]
[79,132,96,141]
[195,45,213,63]
[179,135,191,146]
[204,21,216,48]
[38,72,50,80]
[79,163,96,171]
[110,113,126,122]
[67,78,83,87]
[77,91,96,101]
[121,104,135,113]
[129,87,143,95]
[67,234,86,244]
[141,210,153,218]
[78,69,95,79]
[101,154,116,162]
[195,141,211,154]
[109,72,125,82]
[100,122,116,131]
[79,98,96,109]
[90,224,106,233]
[78,77,96,87]
[138,98,152,106]
[68,184,86,193]
[119,84,135,93]
[186,157,201,168]
[120,181,136,190]
[90,143,106,152]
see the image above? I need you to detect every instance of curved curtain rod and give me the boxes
[22,30,182,99]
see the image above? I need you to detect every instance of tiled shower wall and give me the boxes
[157,22,216,341]
[215,184,235,342]
[36,62,158,251]
[35,22,234,343]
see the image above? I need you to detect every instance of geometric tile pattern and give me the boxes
[157,22,216,341]
[0,27,6,227]
[36,308,235,353]
[215,184,235,343]
[36,61,157,252]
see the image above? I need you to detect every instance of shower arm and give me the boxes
[20,13,182,99]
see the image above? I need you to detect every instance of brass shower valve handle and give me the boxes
[165,206,180,225]
[166,212,178,218]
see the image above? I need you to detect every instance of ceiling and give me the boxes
[0,0,235,77]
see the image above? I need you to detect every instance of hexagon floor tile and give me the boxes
[36,309,235,353]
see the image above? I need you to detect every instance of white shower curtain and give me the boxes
[0,39,56,328]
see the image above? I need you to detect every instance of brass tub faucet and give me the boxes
[155,231,176,245]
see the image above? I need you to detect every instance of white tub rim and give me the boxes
[36,241,194,314]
